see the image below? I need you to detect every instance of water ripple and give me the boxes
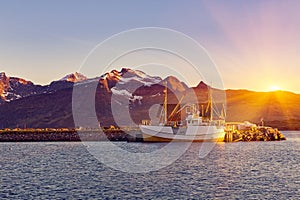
[0,132,299,199]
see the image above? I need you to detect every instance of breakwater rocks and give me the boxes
[0,128,128,142]
[225,127,286,142]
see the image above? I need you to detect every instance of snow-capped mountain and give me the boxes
[98,68,188,100]
[0,67,299,130]
[99,68,162,92]
[0,71,90,104]
[98,68,162,104]
[0,72,44,103]
[0,68,205,128]
[60,72,87,83]
[0,68,191,106]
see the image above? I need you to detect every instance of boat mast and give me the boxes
[168,94,185,121]
[164,81,168,125]
[209,85,213,121]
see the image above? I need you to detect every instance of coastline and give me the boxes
[0,127,289,142]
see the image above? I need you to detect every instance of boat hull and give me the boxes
[140,125,225,142]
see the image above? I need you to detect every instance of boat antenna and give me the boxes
[205,82,213,121]
[209,84,213,121]
[164,81,168,125]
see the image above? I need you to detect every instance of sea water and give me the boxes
[0,131,299,199]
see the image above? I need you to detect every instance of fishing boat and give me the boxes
[139,83,225,142]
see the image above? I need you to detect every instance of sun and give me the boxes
[269,85,281,91]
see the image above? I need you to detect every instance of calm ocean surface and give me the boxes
[0,131,299,199]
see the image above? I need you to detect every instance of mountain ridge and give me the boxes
[0,68,299,130]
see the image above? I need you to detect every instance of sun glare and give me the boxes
[269,85,281,91]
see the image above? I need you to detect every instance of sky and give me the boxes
[0,0,300,93]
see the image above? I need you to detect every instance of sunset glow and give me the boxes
[269,85,281,91]
[0,2,298,199]
[0,1,299,93]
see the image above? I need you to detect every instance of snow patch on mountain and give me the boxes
[0,72,44,103]
[111,88,143,101]
[60,72,87,83]
[111,88,132,98]
[120,68,161,86]
[99,68,162,93]
[120,76,161,86]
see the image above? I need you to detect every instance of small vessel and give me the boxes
[139,83,225,142]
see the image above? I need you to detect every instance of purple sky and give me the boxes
[0,0,299,93]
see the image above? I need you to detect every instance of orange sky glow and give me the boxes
[0,1,299,93]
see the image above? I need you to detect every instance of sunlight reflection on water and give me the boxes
[0,132,299,199]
